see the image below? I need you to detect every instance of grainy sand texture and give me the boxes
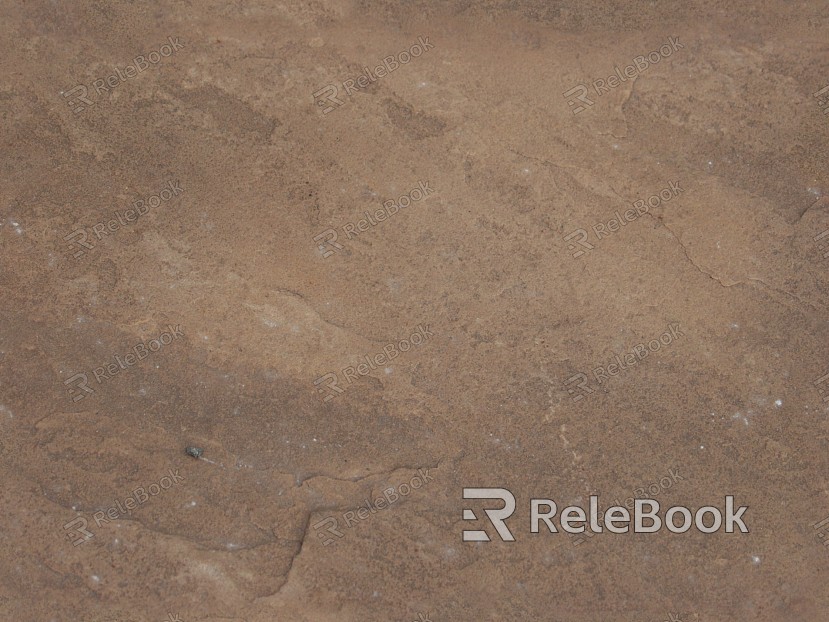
[1,1,829,620]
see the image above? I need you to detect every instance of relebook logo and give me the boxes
[462,489,749,542]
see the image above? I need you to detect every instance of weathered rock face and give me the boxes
[1,1,828,620]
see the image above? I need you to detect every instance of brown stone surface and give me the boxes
[1,1,829,620]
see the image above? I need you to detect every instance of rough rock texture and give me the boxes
[1,1,828,620]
